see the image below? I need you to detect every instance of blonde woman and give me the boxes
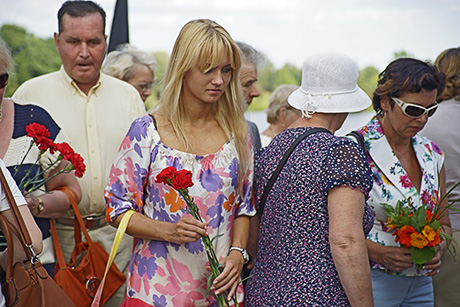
[105,19,255,306]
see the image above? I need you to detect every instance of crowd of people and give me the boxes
[0,0,459,306]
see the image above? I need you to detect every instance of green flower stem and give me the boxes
[179,190,238,307]
[13,139,35,178]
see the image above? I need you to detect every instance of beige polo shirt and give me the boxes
[13,66,145,217]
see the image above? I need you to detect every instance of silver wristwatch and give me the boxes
[228,246,249,264]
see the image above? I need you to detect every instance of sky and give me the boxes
[1,0,460,71]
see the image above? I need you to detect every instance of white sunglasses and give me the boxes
[391,97,438,118]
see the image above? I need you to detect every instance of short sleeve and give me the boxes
[321,138,373,197]
[104,116,154,221]
[0,159,27,212]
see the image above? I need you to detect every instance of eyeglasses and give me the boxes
[133,82,154,93]
[0,73,9,89]
[391,97,438,118]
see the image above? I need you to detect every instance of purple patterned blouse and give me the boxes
[245,127,373,306]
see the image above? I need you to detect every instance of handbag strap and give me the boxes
[50,186,94,269]
[346,130,368,155]
[258,127,331,217]
[0,167,35,259]
[90,210,135,307]
[50,218,66,269]
[0,214,17,281]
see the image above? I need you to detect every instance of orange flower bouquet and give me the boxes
[383,189,459,266]
[155,166,238,307]
[14,123,86,194]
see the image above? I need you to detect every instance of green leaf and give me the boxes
[429,220,440,231]
[211,233,224,244]
[206,274,213,298]
[411,246,436,265]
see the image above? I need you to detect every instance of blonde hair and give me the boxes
[103,44,156,81]
[156,19,249,189]
[0,38,15,74]
[266,84,299,124]
[435,47,460,102]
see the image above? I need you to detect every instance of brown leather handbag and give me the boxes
[50,187,126,307]
[0,168,75,307]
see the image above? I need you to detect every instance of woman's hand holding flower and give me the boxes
[211,252,244,301]
[167,215,209,244]
[372,244,413,272]
[423,242,446,276]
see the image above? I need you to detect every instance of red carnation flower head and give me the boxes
[171,169,194,190]
[26,123,50,139]
[155,166,177,185]
[55,142,75,160]
[35,136,55,152]
[70,154,86,177]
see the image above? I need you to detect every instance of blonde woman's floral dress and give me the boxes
[357,116,444,277]
[105,115,255,306]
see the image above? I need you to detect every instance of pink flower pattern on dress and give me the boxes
[105,115,254,306]
[399,174,413,189]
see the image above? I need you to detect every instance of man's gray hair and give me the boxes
[236,41,265,69]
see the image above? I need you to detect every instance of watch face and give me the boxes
[243,250,249,261]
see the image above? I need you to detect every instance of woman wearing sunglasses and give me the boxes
[0,37,81,277]
[352,58,451,306]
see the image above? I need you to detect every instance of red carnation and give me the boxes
[171,169,194,190]
[55,142,75,160]
[69,154,86,178]
[26,123,51,139]
[155,166,177,185]
[35,136,56,152]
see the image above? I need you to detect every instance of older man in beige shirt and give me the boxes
[13,1,145,306]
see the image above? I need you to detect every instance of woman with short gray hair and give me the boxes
[103,44,156,102]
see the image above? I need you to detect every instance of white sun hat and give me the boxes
[288,52,371,117]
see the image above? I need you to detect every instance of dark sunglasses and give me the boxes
[0,73,8,89]
[391,97,438,118]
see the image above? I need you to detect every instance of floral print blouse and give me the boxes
[105,115,255,306]
[357,116,444,277]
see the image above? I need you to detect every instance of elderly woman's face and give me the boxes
[127,64,154,102]
[382,89,437,139]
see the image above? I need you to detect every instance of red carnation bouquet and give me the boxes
[155,166,238,307]
[15,123,86,195]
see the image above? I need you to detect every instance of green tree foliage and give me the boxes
[144,50,170,111]
[258,59,277,92]
[393,50,415,60]
[357,66,379,99]
[1,24,61,96]
[274,63,301,87]
[250,62,301,111]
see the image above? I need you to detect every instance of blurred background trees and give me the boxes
[1,23,380,112]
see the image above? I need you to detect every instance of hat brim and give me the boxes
[288,87,371,114]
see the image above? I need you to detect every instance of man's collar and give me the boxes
[58,66,102,97]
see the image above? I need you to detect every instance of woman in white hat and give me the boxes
[245,53,374,306]
[354,58,450,306]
